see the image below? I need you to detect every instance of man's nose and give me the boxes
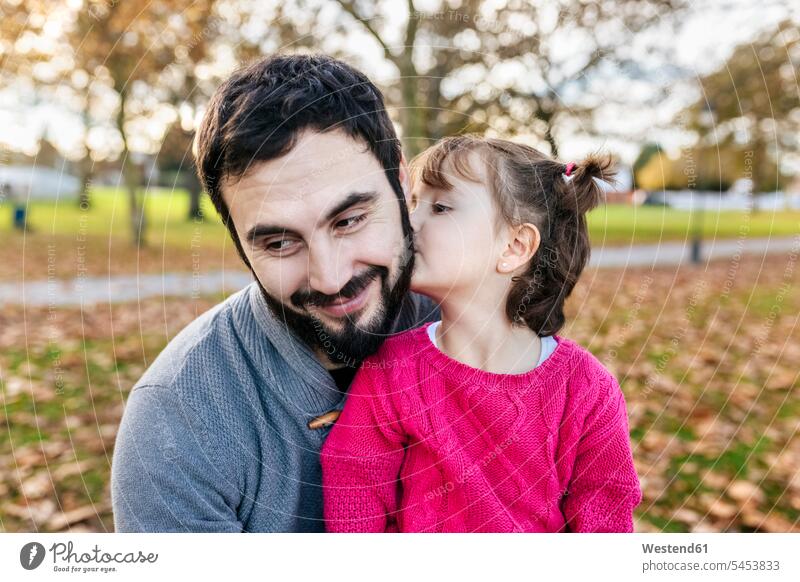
[307,239,353,296]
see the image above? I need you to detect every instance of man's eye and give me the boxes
[433,203,451,214]
[266,239,296,253]
[336,213,368,229]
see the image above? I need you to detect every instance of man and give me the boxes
[111,54,439,532]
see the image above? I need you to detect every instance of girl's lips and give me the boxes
[317,280,372,317]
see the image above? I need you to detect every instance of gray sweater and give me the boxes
[111,282,440,532]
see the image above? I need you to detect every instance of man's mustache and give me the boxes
[291,265,387,309]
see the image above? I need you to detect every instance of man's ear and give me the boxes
[398,154,413,209]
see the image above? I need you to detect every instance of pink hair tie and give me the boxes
[565,162,576,177]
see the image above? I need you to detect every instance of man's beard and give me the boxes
[257,238,415,367]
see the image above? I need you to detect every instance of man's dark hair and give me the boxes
[194,54,407,267]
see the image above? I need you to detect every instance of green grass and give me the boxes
[670,437,772,480]
[1,186,229,249]
[3,188,799,249]
[588,204,800,246]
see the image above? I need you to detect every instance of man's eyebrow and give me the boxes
[245,224,294,246]
[323,191,378,223]
[244,191,379,247]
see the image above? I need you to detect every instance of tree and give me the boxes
[312,0,686,157]
[0,1,51,74]
[637,145,745,192]
[2,1,99,208]
[67,0,217,246]
[632,144,664,190]
[159,122,204,220]
[687,19,799,198]
[2,0,219,243]
[151,1,315,221]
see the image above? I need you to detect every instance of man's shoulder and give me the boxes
[136,284,255,390]
[122,284,269,457]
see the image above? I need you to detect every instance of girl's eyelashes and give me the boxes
[432,203,451,214]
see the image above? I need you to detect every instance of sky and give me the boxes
[0,0,797,167]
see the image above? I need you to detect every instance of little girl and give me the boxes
[320,136,641,532]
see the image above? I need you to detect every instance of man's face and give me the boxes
[223,129,414,367]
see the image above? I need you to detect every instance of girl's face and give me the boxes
[409,152,507,304]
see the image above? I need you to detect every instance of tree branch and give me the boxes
[332,0,396,64]
[404,0,418,52]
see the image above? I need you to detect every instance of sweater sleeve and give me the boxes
[320,359,406,532]
[111,385,242,532]
[562,373,642,533]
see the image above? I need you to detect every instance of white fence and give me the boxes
[647,190,800,211]
[0,165,80,201]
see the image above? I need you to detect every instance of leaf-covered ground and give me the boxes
[0,232,245,282]
[1,253,798,532]
[566,252,800,532]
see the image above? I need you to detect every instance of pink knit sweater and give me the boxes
[321,322,642,533]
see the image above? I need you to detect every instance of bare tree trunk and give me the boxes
[186,166,203,221]
[117,89,146,247]
[398,55,428,158]
[77,105,93,209]
[122,155,146,247]
[750,136,763,215]
[77,156,93,209]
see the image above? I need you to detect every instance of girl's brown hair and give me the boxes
[411,135,614,336]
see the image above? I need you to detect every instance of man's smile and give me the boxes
[314,278,375,318]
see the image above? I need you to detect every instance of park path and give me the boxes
[591,235,799,268]
[1,236,798,307]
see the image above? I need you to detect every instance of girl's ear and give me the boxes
[497,223,541,274]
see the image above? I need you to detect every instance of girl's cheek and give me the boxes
[433,225,466,268]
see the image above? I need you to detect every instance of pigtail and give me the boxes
[555,153,615,215]
[507,153,615,336]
